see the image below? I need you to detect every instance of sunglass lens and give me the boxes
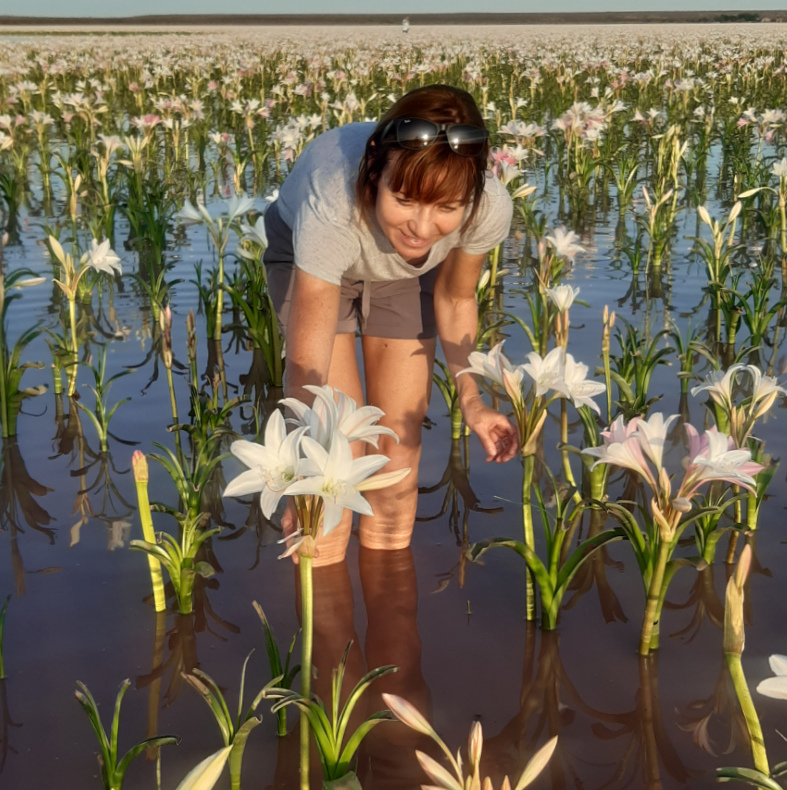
[447,125,487,156]
[395,118,440,150]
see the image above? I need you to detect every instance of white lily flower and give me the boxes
[757,655,787,700]
[546,284,580,312]
[690,365,744,411]
[521,347,565,398]
[175,198,212,226]
[223,410,307,518]
[240,215,268,249]
[552,353,606,414]
[85,238,122,276]
[284,433,409,535]
[545,227,584,260]
[281,385,398,450]
[747,365,787,418]
[226,192,256,221]
[458,341,525,406]
[772,158,787,179]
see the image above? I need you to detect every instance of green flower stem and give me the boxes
[165,366,183,458]
[132,455,167,613]
[522,453,536,622]
[450,400,464,440]
[214,254,224,342]
[726,652,770,775]
[747,491,758,530]
[726,490,742,564]
[67,296,78,396]
[488,244,500,290]
[299,553,314,790]
[178,564,196,615]
[559,402,580,504]
[639,537,670,656]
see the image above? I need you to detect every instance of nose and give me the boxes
[406,205,433,240]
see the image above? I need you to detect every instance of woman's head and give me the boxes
[356,85,489,227]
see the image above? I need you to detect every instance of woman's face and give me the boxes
[374,160,466,264]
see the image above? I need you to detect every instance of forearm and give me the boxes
[283,268,341,405]
[434,290,482,411]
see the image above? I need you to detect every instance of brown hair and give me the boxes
[355,84,489,229]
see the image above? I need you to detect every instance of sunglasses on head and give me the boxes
[381,117,489,157]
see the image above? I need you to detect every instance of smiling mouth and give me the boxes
[399,229,429,248]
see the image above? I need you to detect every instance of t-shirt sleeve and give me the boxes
[292,193,361,287]
[459,174,514,255]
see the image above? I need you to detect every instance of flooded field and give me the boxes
[1,23,787,790]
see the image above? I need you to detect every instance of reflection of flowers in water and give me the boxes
[0,678,22,772]
[104,518,132,551]
[676,656,749,758]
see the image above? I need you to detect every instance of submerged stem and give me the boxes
[522,453,536,622]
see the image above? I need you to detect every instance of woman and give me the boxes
[264,84,518,566]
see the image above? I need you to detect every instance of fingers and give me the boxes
[281,499,300,564]
[479,420,519,463]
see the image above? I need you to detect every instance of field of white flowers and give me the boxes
[2,22,787,790]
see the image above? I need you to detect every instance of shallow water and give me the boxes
[2,54,787,790]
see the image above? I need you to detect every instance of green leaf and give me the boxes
[227,716,262,781]
[253,600,283,677]
[174,745,233,790]
[110,679,132,765]
[337,712,394,771]
[115,736,180,780]
[717,766,784,789]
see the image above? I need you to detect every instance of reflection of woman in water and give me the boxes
[271,548,436,788]
[263,84,517,567]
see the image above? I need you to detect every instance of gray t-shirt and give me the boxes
[275,122,514,286]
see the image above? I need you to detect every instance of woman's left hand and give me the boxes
[461,396,519,463]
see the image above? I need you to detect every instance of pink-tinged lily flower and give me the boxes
[684,428,763,495]
[635,412,679,473]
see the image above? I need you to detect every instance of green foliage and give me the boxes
[76,346,133,452]
[184,651,277,790]
[253,600,300,737]
[74,678,179,790]
[130,512,219,615]
[265,642,397,781]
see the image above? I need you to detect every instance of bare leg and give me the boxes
[358,336,436,550]
[358,546,435,788]
[282,332,366,566]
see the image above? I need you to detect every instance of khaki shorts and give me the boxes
[263,201,438,340]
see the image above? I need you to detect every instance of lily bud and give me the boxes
[724,544,752,656]
[159,305,173,369]
[132,450,149,483]
[468,720,483,772]
[697,205,712,228]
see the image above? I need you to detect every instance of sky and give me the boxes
[8,0,787,17]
